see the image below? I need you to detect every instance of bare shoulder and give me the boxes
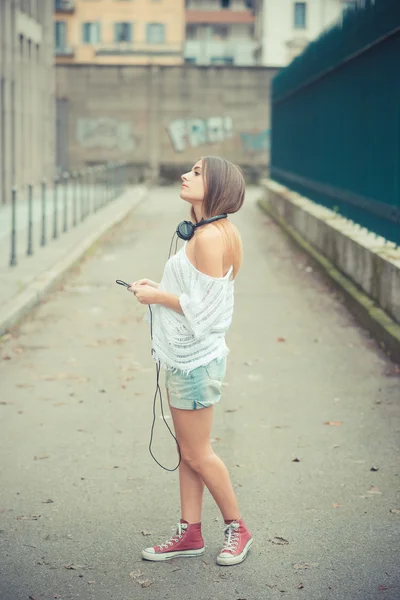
[194,227,224,277]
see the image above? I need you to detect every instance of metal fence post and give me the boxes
[72,171,77,226]
[10,187,17,267]
[27,184,33,256]
[41,181,47,247]
[63,172,69,233]
[80,170,84,222]
[53,176,59,239]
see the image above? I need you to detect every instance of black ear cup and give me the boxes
[176,220,196,240]
[176,214,228,241]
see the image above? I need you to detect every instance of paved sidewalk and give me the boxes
[0,186,399,600]
[0,185,147,336]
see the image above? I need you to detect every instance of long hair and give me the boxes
[190,156,245,279]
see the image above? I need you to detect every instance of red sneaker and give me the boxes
[142,520,205,561]
[216,519,253,566]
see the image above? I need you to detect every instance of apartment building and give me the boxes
[184,0,257,66]
[54,0,185,65]
[254,0,356,67]
[0,0,55,204]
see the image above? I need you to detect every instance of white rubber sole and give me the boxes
[141,547,205,562]
[216,538,253,566]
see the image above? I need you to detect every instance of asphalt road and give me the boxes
[1,185,399,600]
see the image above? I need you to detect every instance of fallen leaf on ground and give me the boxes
[41,373,88,383]
[17,515,40,520]
[277,337,286,343]
[34,455,50,460]
[367,486,382,495]
[378,585,396,592]
[87,581,95,585]
[370,466,379,472]
[225,408,238,413]
[64,564,76,570]
[390,508,400,514]
[297,583,305,589]
[42,499,55,504]
[332,503,342,509]
[140,580,153,588]
[292,458,300,463]
[323,421,343,426]
[129,570,145,580]
[271,537,289,545]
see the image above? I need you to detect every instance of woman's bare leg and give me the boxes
[170,404,240,522]
[167,392,205,523]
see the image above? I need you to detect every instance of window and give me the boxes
[114,22,133,42]
[146,23,165,44]
[210,56,234,65]
[55,21,67,50]
[220,0,231,8]
[210,25,229,40]
[82,22,101,43]
[294,2,307,29]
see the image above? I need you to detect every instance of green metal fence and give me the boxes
[270,0,400,244]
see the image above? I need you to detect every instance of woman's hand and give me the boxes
[131,278,159,289]
[129,284,161,305]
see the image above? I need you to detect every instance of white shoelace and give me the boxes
[221,522,240,553]
[159,522,187,549]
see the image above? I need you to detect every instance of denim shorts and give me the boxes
[165,357,227,411]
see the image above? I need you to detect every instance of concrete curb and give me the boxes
[258,197,400,365]
[0,187,148,338]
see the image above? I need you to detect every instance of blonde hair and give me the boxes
[190,156,245,279]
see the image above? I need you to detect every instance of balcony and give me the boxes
[186,10,255,24]
[94,42,183,57]
[54,0,75,13]
[185,39,256,66]
[55,45,75,57]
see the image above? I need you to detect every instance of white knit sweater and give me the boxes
[150,242,235,374]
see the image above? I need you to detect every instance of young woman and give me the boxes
[129,155,253,566]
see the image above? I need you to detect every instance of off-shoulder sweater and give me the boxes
[150,241,234,374]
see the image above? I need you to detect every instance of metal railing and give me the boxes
[8,162,127,268]
[270,0,400,245]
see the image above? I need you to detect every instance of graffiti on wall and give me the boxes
[76,118,136,152]
[240,129,270,155]
[168,117,233,153]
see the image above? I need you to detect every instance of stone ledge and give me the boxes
[258,179,400,364]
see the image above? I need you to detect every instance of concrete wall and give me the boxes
[263,179,400,326]
[0,0,55,204]
[55,64,277,179]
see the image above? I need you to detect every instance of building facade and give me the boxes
[254,0,356,67]
[0,0,55,204]
[54,0,185,65]
[184,0,257,66]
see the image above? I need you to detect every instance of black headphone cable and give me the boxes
[147,303,181,472]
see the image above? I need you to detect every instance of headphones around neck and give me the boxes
[176,214,228,241]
